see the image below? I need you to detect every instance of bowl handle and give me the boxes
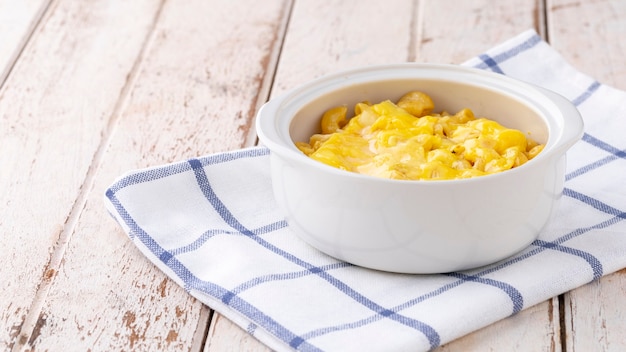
[538,86,585,154]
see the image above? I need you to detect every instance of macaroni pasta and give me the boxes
[296,91,544,180]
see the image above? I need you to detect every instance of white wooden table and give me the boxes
[2,0,625,350]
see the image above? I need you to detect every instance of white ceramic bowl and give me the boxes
[256,63,583,274]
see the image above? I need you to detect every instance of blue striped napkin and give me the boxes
[104,29,626,352]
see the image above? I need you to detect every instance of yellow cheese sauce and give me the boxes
[296,91,544,180]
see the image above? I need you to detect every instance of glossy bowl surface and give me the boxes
[256,63,583,273]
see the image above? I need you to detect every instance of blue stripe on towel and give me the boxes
[105,188,320,351]
[534,240,603,280]
[187,158,442,350]
[446,273,524,313]
[581,133,626,158]
[473,33,541,71]
[564,188,626,219]
[230,262,351,295]
[478,54,504,73]
[572,81,601,106]
[107,147,269,194]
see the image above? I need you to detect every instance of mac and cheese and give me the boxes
[296,91,544,180]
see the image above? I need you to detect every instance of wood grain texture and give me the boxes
[205,314,272,352]
[100,0,292,162]
[271,0,416,97]
[23,0,292,351]
[438,299,561,352]
[548,1,626,351]
[418,0,544,64]
[0,0,49,85]
[563,269,626,352]
[0,0,164,349]
[547,0,626,90]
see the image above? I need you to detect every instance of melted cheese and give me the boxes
[296,92,544,181]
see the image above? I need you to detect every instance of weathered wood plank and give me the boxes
[547,0,626,90]
[0,0,50,85]
[438,299,560,352]
[270,0,417,97]
[563,269,626,352]
[25,0,292,351]
[548,0,626,350]
[418,0,545,64]
[206,314,272,352]
[0,0,164,349]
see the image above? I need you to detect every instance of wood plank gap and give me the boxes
[245,0,295,147]
[0,0,53,90]
[558,294,566,352]
[191,305,214,351]
[407,0,420,62]
[538,0,549,42]
[412,0,425,62]
[9,1,169,350]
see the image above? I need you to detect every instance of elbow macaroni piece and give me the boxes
[296,91,545,180]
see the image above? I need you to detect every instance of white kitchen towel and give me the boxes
[104,29,626,352]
